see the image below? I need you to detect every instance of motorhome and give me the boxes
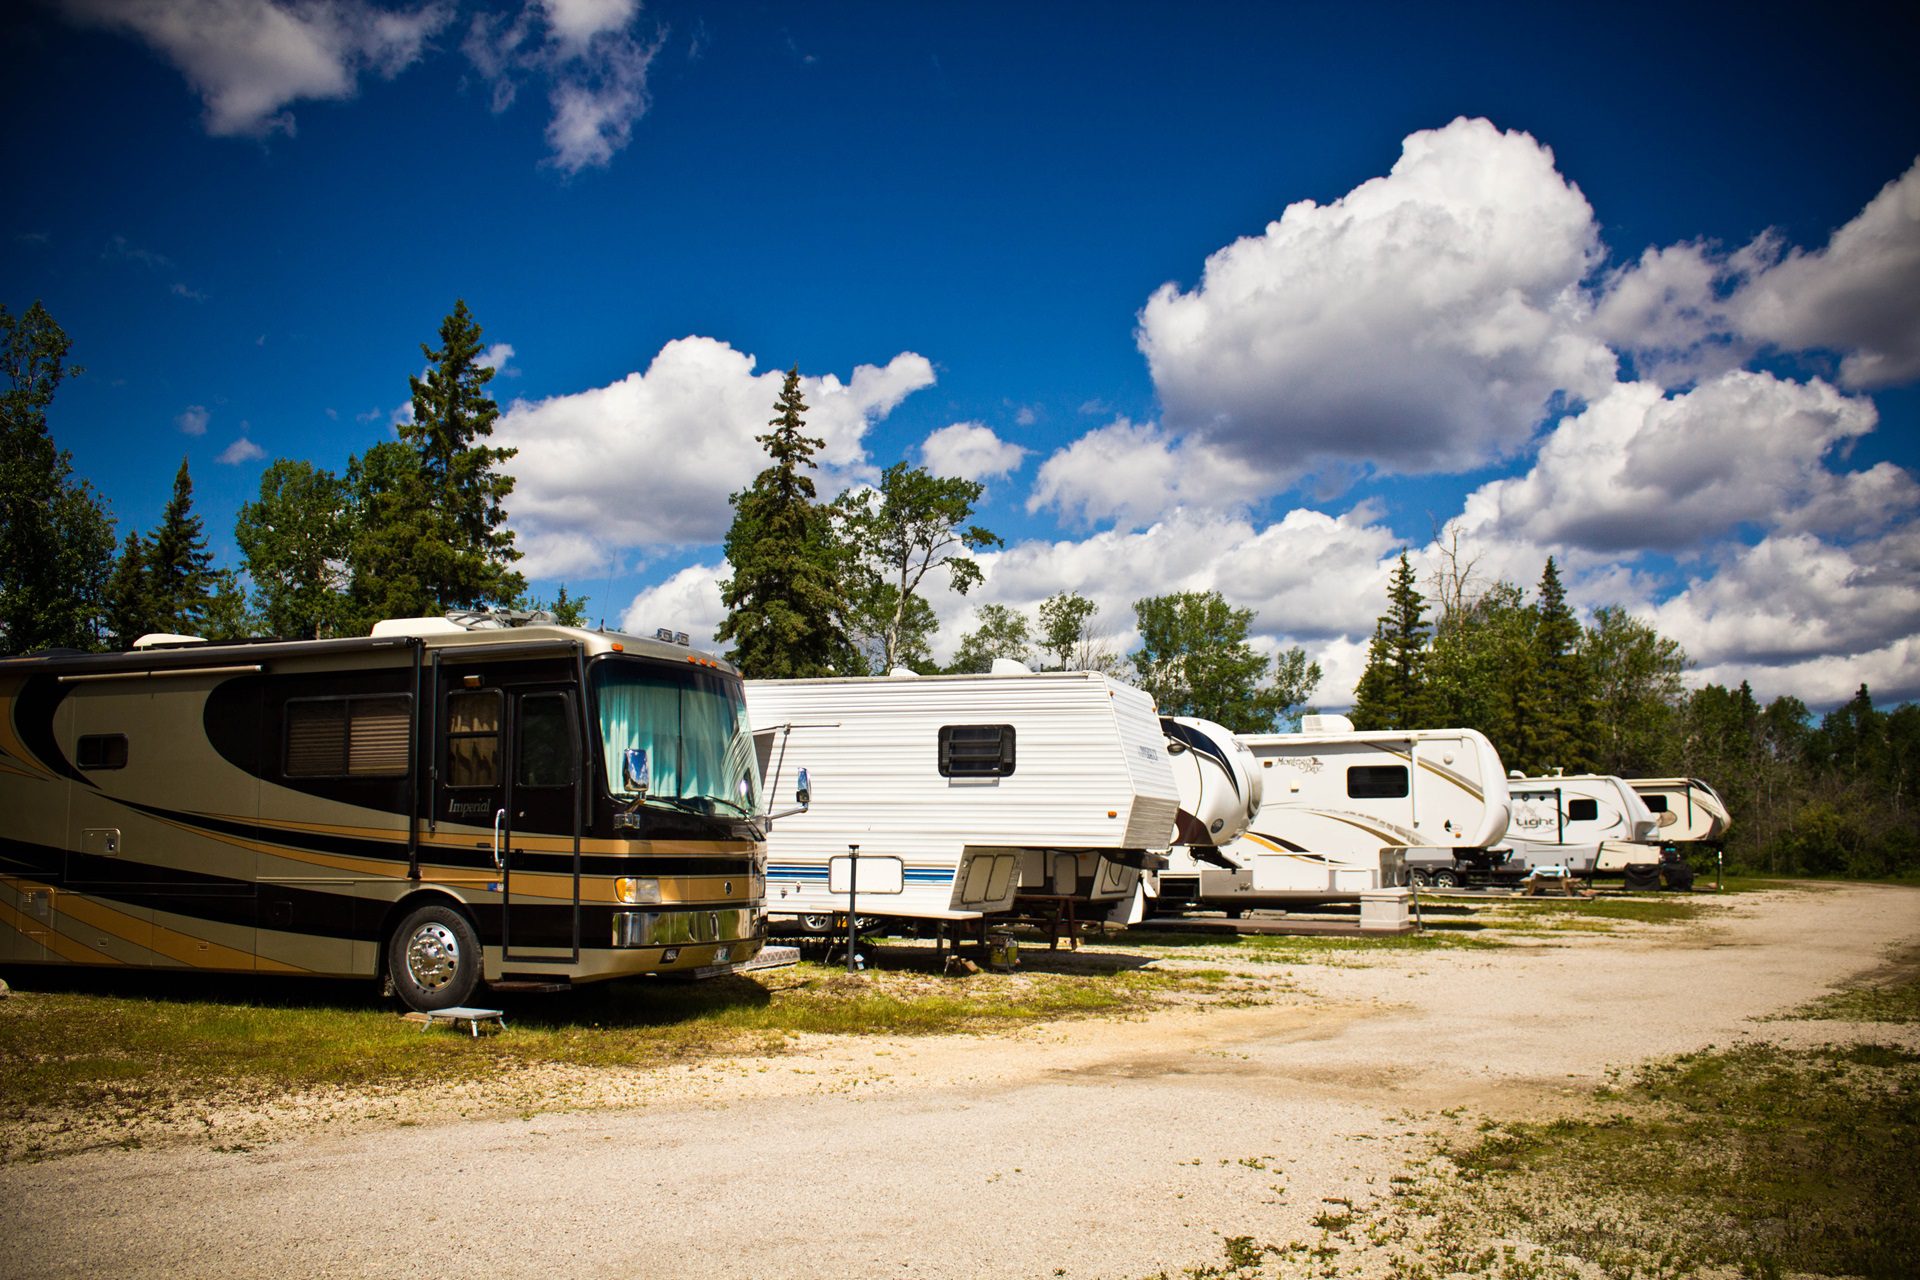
[1626,777,1732,850]
[746,666,1180,932]
[0,614,786,1011]
[1155,715,1512,907]
[1501,773,1666,880]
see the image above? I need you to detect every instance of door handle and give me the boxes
[493,808,507,869]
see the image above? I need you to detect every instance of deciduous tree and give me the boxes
[1130,590,1319,731]
[235,458,350,639]
[837,462,1000,673]
[0,301,114,651]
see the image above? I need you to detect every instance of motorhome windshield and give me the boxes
[593,659,761,815]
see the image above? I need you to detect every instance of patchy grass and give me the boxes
[1434,1042,1920,1279]
[0,957,1231,1127]
[1172,1041,1920,1279]
[1779,961,1920,1024]
[1477,896,1705,929]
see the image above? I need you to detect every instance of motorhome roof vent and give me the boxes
[132,633,209,650]
[988,658,1032,675]
[887,667,919,678]
[1299,713,1355,733]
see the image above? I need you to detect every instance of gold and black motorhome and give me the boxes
[0,613,788,1011]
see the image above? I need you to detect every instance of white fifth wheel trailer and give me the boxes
[1155,715,1513,907]
[1124,716,1262,922]
[1626,777,1732,850]
[1498,773,1684,886]
[745,667,1180,930]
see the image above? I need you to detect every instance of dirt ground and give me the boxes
[3,883,1916,1280]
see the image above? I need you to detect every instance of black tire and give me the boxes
[1409,869,1431,888]
[388,903,482,1012]
[1431,868,1461,889]
[1221,906,1245,919]
[797,913,836,935]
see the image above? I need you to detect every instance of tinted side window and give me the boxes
[1347,764,1408,799]
[77,734,128,770]
[1567,798,1599,821]
[516,694,577,788]
[1642,795,1669,813]
[939,725,1016,778]
[285,696,411,778]
[447,690,503,787]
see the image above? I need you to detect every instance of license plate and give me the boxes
[714,946,731,963]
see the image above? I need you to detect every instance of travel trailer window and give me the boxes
[516,692,578,788]
[592,660,759,813]
[76,733,128,770]
[1567,798,1598,822]
[285,695,411,778]
[1643,795,1669,813]
[446,690,503,787]
[1347,764,1408,799]
[939,724,1016,778]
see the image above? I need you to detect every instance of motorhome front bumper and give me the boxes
[612,907,765,948]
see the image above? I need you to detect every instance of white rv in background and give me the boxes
[1500,773,1666,881]
[1155,715,1512,908]
[1135,716,1263,919]
[1627,777,1732,849]
[745,667,1180,931]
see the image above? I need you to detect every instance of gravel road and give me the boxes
[4,884,1916,1280]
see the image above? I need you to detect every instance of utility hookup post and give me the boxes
[845,843,860,974]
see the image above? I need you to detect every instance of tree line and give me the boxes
[11,294,1911,871]
[3,299,576,653]
[1347,541,1919,877]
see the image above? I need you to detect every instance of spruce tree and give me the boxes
[1350,553,1431,729]
[348,301,523,628]
[1530,557,1594,772]
[104,530,155,647]
[144,458,217,634]
[715,368,853,677]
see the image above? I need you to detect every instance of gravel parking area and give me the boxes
[3,883,1915,1279]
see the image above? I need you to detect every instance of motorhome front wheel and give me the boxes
[389,904,482,1012]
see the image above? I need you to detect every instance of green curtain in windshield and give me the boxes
[595,663,757,806]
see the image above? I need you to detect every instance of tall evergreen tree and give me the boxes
[1349,553,1431,729]
[1,300,115,651]
[715,368,854,677]
[1530,557,1595,772]
[348,301,523,628]
[103,530,156,647]
[143,458,218,634]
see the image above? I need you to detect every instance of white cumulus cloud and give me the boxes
[1137,116,1616,488]
[217,435,266,465]
[495,336,934,578]
[176,405,209,436]
[1026,418,1270,529]
[60,0,451,137]
[919,422,1029,481]
[1456,371,1902,554]
[620,561,726,648]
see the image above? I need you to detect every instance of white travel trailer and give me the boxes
[745,667,1180,931]
[1501,773,1662,878]
[1627,777,1732,849]
[1156,715,1512,907]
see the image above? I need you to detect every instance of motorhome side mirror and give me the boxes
[795,767,811,809]
[622,747,650,797]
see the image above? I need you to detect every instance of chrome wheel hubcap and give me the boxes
[406,922,459,991]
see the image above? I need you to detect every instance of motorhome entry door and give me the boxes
[442,680,584,963]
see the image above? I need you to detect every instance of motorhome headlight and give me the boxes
[615,877,662,904]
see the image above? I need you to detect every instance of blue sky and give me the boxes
[5,1,1917,706]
